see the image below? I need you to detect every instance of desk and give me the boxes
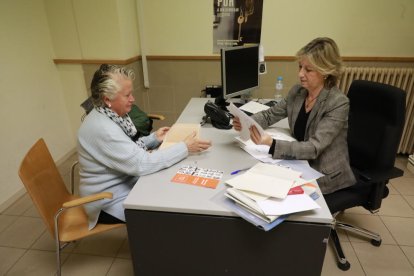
[124,98,333,276]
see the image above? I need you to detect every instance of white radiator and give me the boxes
[339,67,414,154]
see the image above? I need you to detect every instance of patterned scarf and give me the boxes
[96,107,147,150]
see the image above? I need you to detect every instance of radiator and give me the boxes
[339,67,414,154]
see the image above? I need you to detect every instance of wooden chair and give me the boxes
[18,138,124,276]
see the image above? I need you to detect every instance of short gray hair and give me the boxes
[90,64,135,107]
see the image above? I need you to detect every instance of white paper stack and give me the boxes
[224,162,320,224]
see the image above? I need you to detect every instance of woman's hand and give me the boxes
[249,125,273,146]
[184,131,212,153]
[155,127,170,142]
[233,116,242,131]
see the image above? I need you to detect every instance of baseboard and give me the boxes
[0,187,26,213]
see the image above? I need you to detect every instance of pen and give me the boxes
[230,168,250,175]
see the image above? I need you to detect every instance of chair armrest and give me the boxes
[355,166,403,184]
[62,192,113,209]
[148,114,165,121]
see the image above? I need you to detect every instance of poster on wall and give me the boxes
[213,0,263,53]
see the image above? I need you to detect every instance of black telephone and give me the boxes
[202,101,233,129]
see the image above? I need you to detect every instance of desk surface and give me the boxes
[124,98,333,225]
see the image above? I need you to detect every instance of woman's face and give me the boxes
[105,77,135,117]
[298,57,324,93]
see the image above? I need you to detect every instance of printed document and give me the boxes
[227,102,265,141]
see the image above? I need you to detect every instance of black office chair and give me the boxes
[324,80,406,271]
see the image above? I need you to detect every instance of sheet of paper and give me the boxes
[239,101,270,114]
[257,194,321,216]
[160,123,200,149]
[226,171,294,199]
[228,102,265,141]
[278,160,324,181]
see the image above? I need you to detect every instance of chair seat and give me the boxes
[58,204,124,242]
[324,183,389,214]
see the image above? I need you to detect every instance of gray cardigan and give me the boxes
[252,84,356,194]
[78,109,188,229]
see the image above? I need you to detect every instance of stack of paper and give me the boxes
[224,162,320,224]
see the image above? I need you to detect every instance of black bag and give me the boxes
[203,101,232,129]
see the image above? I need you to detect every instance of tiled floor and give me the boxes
[1,154,413,275]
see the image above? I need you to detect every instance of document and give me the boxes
[226,162,303,199]
[227,102,265,141]
[257,194,321,216]
[239,101,270,114]
[159,123,200,149]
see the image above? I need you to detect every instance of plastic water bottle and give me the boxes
[275,76,284,102]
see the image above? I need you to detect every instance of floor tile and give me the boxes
[381,216,414,246]
[404,195,414,209]
[391,176,414,196]
[6,249,69,276]
[116,238,132,259]
[321,241,365,276]
[22,205,41,218]
[107,258,134,276]
[0,214,19,233]
[2,193,33,216]
[72,227,127,257]
[336,213,396,245]
[378,194,414,218]
[0,246,26,275]
[352,243,414,276]
[61,253,114,275]
[31,230,76,253]
[0,217,45,248]
[388,182,399,195]
[400,246,414,267]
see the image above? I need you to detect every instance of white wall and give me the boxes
[0,0,75,210]
[141,0,414,57]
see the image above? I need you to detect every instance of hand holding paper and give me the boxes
[228,102,266,141]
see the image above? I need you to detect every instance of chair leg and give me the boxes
[330,228,351,271]
[56,238,61,276]
[336,221,382,246]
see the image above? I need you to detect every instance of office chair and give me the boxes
[18,138,125,276]
[324,80,406,270]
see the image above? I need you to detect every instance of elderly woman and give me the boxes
[78,64,211,229]
[233,37,355,195]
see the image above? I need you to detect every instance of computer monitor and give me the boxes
[221,45,259,100]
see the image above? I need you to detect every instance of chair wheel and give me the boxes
[338,261,350,271]
[371,239,381,246]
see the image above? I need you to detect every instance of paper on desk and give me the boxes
[160,123,200,149]
[257,193,321,216]
[278,159,324,181]
[228,102,265,141]
[239,101,270,114]
[226,171,294,199]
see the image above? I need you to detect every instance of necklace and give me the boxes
[305,95,318,111]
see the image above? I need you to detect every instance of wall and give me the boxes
[141,0,414,57]
[0,0,75,210]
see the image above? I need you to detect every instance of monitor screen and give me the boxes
[221,45,259,100]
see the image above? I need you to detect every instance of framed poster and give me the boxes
[213,0,263,53]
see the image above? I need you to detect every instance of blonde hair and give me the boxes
[296,37,343,89]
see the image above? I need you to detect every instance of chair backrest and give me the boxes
[18,138,73,237]
[347,80,406,171]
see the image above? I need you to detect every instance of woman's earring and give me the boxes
[108,103,111,108]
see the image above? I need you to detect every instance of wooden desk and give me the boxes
[124,98,333,276]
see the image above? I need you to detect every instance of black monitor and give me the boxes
[221,45,259,100]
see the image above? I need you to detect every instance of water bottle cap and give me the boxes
[277,76,283,81]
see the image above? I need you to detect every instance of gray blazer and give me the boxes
[252,84,356,194]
